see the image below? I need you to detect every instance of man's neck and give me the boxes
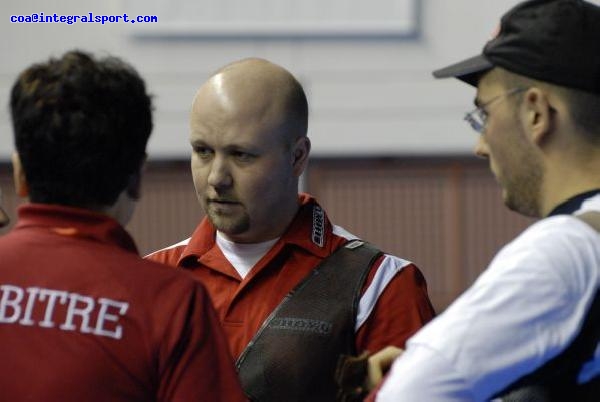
[101,190,135,226]
[541,161,600,217]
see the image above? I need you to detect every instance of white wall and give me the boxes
[1,0,524,161]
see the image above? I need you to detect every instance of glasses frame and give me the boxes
[464,87,528,134]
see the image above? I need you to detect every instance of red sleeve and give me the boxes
[157,282,247,402]
[355,258,435,353]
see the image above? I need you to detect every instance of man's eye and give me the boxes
[233,151,254,162]
[193,147,213,158]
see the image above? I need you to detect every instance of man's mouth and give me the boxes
[208,198,238,204]
[207,198,242,214]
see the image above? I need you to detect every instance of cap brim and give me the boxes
[0,206,9,228]
[432,54,494,86]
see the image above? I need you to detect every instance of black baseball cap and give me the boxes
[433,0,600,93]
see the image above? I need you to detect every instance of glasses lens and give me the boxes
[464,112,483,133]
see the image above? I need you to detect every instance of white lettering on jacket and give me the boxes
[0,284,129,340]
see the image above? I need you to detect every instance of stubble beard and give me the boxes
[502,152,544,218]
[205,203,250,235]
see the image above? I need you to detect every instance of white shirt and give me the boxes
[216,231,279,279]
[377,194,600,401]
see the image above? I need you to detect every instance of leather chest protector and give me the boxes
[236,240,382,402]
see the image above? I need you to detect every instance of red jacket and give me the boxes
[0,204,245,402]
[148,194,435,360]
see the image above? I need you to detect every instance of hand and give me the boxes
[366,346,403,390]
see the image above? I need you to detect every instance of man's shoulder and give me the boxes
[484,214,600,291]
[106,242,200,289]
[145,237,191,266]
[510,214,600,253]
[328,223,416,272]
[330,224,359,242]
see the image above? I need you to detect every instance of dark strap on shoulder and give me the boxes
[236,240,382,402]
[497,212,600,401]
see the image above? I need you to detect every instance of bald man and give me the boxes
[148,58,435,401]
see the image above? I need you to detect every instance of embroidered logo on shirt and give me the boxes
[269,317,332,335]
[0,284,129,340]
[312,205,325,247]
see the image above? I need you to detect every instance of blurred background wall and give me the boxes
[1,0,541,310]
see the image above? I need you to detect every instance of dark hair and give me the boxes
[494,68,600,145]
[10,50,153,207]
[560,89,600,145]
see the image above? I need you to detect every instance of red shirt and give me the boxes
[148,194,435,360]
[0,204,245,402]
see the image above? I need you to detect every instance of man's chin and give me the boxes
[208,215,249,235]
[503,192,540,218]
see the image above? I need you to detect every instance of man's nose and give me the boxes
[473,135,489,159]
[207,156,233,189]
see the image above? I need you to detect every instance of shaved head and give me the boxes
[196,58,308,147]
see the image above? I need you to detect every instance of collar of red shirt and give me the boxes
[15,203,138,254]
[178,193,336,265]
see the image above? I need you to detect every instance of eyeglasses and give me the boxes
[464,87,528,133]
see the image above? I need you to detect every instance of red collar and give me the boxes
[15,203,138,254]
[178,193,335,266]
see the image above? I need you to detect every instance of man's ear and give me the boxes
[522,87,554,145]
[11,152,29,198]
[125,155,147,201]
[291,136,311,177]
